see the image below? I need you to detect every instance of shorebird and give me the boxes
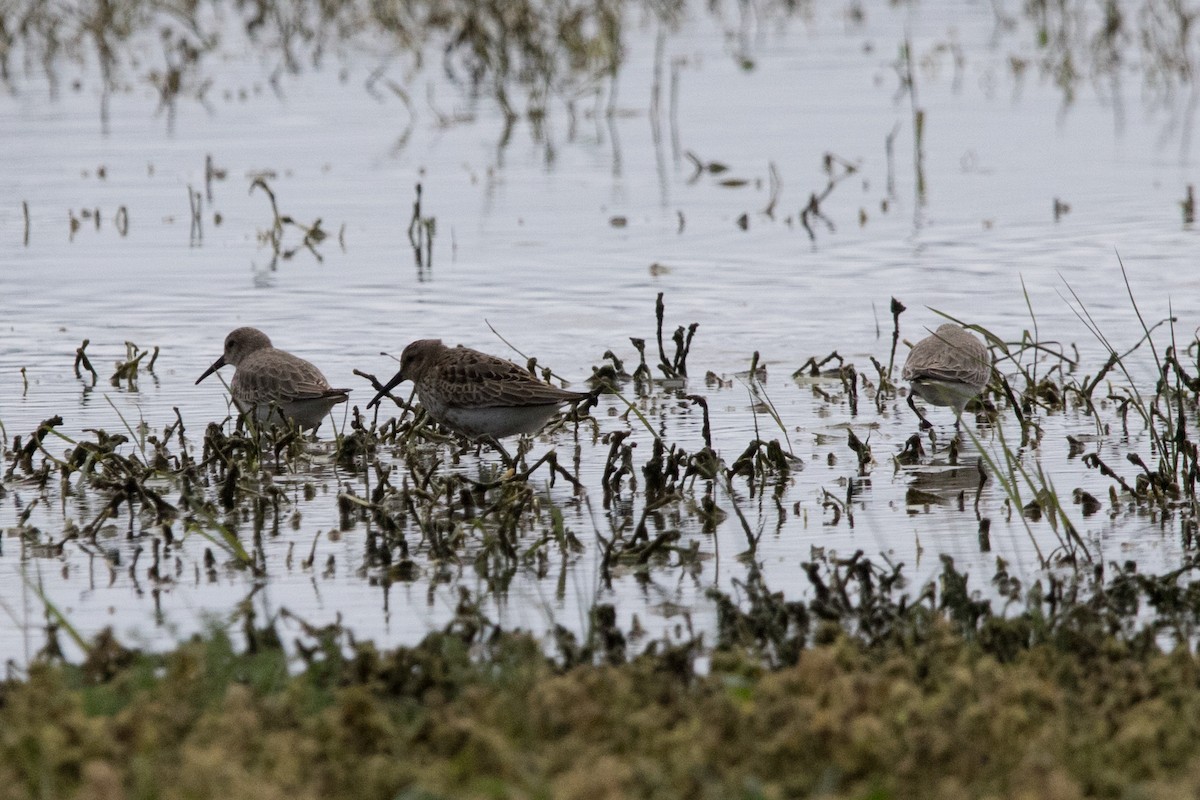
[902,323,991,430]
[196,327,350,430]
[367,339,591,440]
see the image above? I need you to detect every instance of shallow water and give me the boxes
[2,1,1198,663]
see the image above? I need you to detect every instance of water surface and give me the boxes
[2,1,1198,664]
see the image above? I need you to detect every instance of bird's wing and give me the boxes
[435,351,587,408]
[235,351,348,404]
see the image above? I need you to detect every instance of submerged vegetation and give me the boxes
[7,0,1200,795]
[0,0,627,134]
[8,553,1200,798]
[5,0,1200,142]
[5,285,1200,794]
[7,0,1200,251]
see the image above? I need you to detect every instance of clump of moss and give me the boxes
[6,553,1200,800]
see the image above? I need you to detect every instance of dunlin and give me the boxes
[367,339,591,439]
[902,323,991,429]
[196,327,350,430]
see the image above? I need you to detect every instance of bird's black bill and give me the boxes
[367,370,406,408]
[195,355,226,385]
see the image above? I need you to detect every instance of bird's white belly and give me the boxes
[419,391,563,439]
[909,378,976,412]
[232,394,342,430]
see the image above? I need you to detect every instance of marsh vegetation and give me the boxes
[4,0,1200,796]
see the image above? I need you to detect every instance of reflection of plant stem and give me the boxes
[901,38,926,205]
[669,57,684,166]
[74,339,98,384]
[799,153,858,241]
[28,573,91,656]
[885,122,900,199]
[187,184,202,245]
[650,25,668,206]
[251,177,328,263]
[185,511,257,573]
[721,473,760,553]
[251,177,284,250]
[743,351,793,455]
[762,162,780,218]
[408,183,435,273]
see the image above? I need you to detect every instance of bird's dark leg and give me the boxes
[514,435,534,469]
[907,393,934,430]
[480,434,515,466]
[952,403,970,449]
